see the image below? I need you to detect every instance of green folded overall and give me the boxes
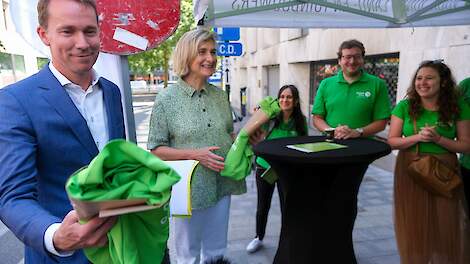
[66,139,181,264]
[221,97,280,180]
[258,96,281,118]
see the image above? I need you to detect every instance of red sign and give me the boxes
[96,0,180,55]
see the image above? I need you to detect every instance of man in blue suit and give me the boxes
[0,0,125,263]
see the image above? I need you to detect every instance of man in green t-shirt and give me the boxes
[310,39,391,263]
[459,77,470,211]
[311,39,391,137]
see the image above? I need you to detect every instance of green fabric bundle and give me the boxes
[259,96,281,118]
[221,97,280,180]
[66,139,181,264]
[221,129,253,180]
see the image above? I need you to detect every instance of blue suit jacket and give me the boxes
[0,66,126,263]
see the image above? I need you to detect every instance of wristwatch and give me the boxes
[355,127,364,137]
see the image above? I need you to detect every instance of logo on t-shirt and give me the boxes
[356,91,371,98]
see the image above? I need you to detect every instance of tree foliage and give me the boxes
[128,0,195,84]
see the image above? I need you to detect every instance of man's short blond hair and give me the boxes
[172,29,217,77]
[37,0,98,29]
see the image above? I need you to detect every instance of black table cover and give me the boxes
[253,136,391,264]
[254,135,391,165]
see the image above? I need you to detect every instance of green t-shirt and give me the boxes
[311,70,391,129]
[459,78,470,168]
[391,99,470,154]
[256,118,306,169]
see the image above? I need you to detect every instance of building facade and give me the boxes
[0,0,46,88]
[228,26,470,126]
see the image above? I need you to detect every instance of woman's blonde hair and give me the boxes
[172,29,217,77]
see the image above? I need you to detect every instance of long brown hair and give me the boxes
[406,60,459,125]
[274,85,307,136]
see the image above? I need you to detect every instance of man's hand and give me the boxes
[192,146,225,172]
[53,211,117,252]
[334,125,361,139]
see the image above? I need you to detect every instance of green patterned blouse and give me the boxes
[147,78,246,210]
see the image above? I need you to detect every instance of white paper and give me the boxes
[112,27,149,50]
[167,160,199,217]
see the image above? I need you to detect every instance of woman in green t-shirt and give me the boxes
[388,60,470,263]
[246,85,308,253]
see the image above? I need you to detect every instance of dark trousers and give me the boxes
[461,165,470,212]
[255,167,284,240]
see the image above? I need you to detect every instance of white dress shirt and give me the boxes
[44,63,110,256]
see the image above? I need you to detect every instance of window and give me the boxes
[0,52,26,86]
[309,59,339,106]
[363,55,399,107]
[0,51,12,71]
[12,54,25,73]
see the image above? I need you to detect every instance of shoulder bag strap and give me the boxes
[413,118,420,156]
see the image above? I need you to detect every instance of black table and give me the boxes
[253,136,391,264]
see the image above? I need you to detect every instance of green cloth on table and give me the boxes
[287,142,348,153]
[66,139,181,264]
[221,97,280,180]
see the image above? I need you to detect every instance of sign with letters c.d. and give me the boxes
[217,42,243,57]
[96,0,180,55]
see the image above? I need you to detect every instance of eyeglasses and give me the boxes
[341,54,363,61]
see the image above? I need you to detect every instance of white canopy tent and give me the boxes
[193,0,470,124]
[194,0,470,28]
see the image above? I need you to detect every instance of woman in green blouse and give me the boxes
[147,29,246,264]
[246,85,307,253]
[388,60,470,263]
